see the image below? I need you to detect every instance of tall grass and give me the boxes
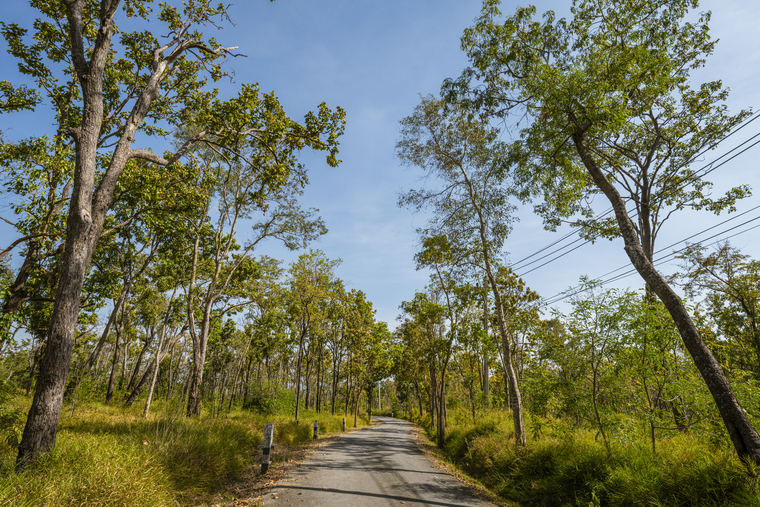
[417,409,760,506]
[0,393,365,506]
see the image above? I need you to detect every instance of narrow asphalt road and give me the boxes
[262,416,497,507]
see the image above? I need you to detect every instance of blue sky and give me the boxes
[2,0,760,328]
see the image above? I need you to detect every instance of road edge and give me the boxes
[198,421,377,507]
[409,421,515,507]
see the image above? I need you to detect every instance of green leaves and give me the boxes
[455,0,749,246]
[398,95,515,275]
[0,81,39,115]
[678,242,760,378]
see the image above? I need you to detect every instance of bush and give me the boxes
[244,383,294,415]
[430,408,760,507]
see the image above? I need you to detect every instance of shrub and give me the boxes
[429,408,760,507]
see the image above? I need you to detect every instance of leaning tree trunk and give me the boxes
[16,207,100,468]
[186,337,208,417]
[142,328,166,417]
[485,262,526,449]
[573,129,760,464]
[106,320,123,404]
[125,328,186,408]
[64,290,126,400]
[126,333,152,393]
[25,341,43,397]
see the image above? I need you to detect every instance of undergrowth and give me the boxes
[413,409,760,507]
[0,392,364,506]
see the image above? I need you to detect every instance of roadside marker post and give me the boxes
[313,420,318,440]
[258,423,276,474]
[342,417,346,431]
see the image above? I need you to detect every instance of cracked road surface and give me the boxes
[261,416,496,507]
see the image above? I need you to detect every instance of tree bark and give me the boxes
[15,0,183,465]
[573,129,760,464]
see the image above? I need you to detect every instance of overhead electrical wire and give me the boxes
[542,214,760,305]
[539,204,760,306]
[543,221,760,306]
[509,209,613,269]
[509,115,760,277]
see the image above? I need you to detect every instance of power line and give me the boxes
[698,132,760,179]
[514,204,637,278]
[539,206,760,306]
[509,209,613,269]
[509,117,760,276]
[542,207,760,303]
[513,236,586,272]
[603,223,760,287]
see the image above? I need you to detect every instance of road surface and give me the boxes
[262,416,497,507]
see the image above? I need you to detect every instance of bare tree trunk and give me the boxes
[481,287,491,411]
[106,319,123,404]
[126,332,152,393]
[242,355,254,407]
[353,378,365,428]
[460,169,526,448]
[315,347,322,413]
[227,338,251,412]
[294,322,308,423]
[118,332,129,391]
[126,329,186,407]
[331,354,340,415]
[143,327,166,417]
[468,377,476,423]
[25,340,43,396]
[64,290,126,400]
[166,344,176,402]
[344,352,352,417]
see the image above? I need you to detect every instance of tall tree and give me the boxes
[7,0,344,468]
[183,143,329,417]
[397,96,527,448]
[451,0,760,463]
[399,291,449,446]
[285,250,341,422]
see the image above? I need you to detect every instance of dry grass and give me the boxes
[0,395,369,507]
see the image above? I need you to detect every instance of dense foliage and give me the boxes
[2,0,760,504]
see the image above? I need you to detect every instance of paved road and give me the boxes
[262,416,496,507]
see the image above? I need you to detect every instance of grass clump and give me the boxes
[0,394,368,507]
[0,431,174,507]
[423,409,760,506]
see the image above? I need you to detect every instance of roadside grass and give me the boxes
[0,392,366,507]
[408,409,760,506]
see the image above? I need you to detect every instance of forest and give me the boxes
[2,0,760,506]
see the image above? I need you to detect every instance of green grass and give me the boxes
[418,409,760,507]
[0,394,367,506]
